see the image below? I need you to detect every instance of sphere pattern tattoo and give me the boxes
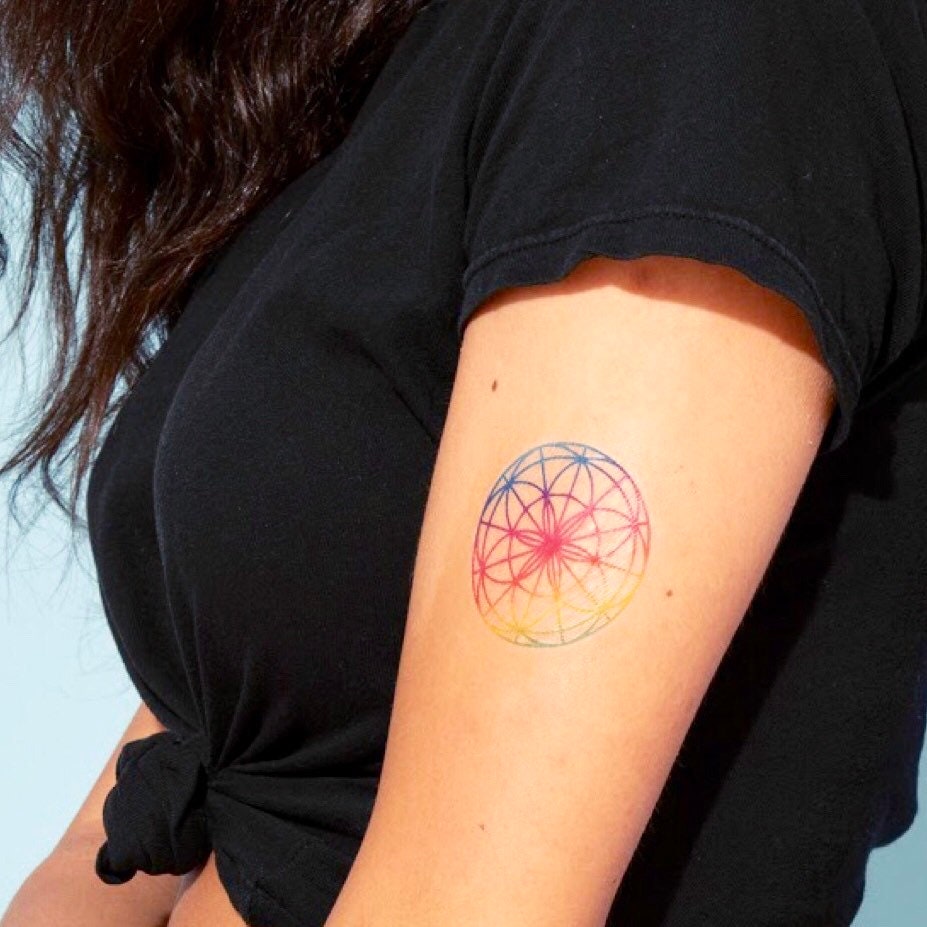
[471,441,650,646]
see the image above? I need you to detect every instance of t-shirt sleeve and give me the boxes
[458,0,925,453]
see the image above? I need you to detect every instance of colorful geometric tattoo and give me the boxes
[471,441,650,647]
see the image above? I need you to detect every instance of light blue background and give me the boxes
[0,181,924,924]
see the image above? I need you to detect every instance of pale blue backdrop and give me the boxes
[0,177,924,924]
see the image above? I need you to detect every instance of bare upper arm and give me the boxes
[324,254,835,926]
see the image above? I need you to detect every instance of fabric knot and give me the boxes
[94,729,211,884]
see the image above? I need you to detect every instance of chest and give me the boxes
[85,75,472,740]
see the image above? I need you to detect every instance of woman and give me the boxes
[1,0,926,925]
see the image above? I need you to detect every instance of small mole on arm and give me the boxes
[665,588,673,597]
[478,822,486,831]
[491,379,497,391]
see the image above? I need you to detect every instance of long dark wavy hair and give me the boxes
[0,0,432,530]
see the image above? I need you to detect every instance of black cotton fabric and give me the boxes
[87,0,927,924]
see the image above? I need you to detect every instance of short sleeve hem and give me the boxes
[458,204,861,454]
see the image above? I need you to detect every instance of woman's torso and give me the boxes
[85,0,927,924]
[169,855,245,927]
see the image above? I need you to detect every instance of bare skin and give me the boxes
[1,699,246,926]
[1,701,181,927]
[168,856,246,927]
[5,252,834,927]
[170,253,834,927]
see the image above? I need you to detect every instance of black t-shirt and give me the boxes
[88,0,927,924]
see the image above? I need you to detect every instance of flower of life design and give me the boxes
[471,441,650,646]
